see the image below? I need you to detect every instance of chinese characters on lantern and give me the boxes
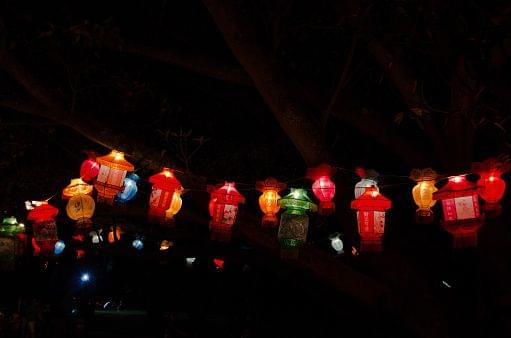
[148,168,183,225]
[208,182,245,242]
[94,150,134,205]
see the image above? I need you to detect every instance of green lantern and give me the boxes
[0,217,27,268]
[277,188,317,257]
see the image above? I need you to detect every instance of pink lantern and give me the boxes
[307,164,336,215]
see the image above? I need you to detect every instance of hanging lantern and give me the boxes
[351,186,391,252]
[94,150,134,204]
[116,173,140,203]
[27,202,59,256]
[0,217,26,268]
[307,164,336,215]
[472,158,510,215]
[54,240,66,255]
[433,175,483,248]
[80,153,100,182]
[62,178,93,200]
[277,188,317,258]
[329,232,344,254]
[410,168,438,223]
[354,167,379,199]
[106,226,122,244]
[89,230,101,244]
[132,238,144,250]
[159,240,173,251]
[208,182,245,242]
[148,168,183,225]
[255,178,286,227]
[66,194,95,232]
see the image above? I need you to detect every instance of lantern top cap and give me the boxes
[433,175,483,199]
[27,201,59,221]
[279,188,317,212]
[307,164,336,180]
[472,157,510,176]
[255,177,286,192]
[351,186,391,211]
[0,216,25,235]
[410,168,437,182]
[208,182,245,203]
[96,150,134,171]
[149,167,182,190]
[2,216,18,226]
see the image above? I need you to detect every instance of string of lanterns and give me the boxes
[0,150,508,262]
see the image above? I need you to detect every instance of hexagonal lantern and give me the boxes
[208,182,245,242]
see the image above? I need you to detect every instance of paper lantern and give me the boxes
[433,175,483,248]
[27,202,59,256]
[66,194,95,230]
[80,156,100,182]
[107,226,122,243]
[148,168,183,225]
[354,168,379,199]
[116,173,140,203]
[351,186,391,252]
[472,158,510,214]
[0,217,26,267]
[62,178,93,200]
[255,178,286,227]
[160,240,172,251]
[329,232,344,254]
[208,182,245,241]
[307,164,336,215]
[54,240,65,255]
[94,150,134,204]
[89,230,101,244]
[132,238,144,250]
[277,188,317,258]
[410,168,438,223]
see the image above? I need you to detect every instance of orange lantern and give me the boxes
[94,150,134,204]
[255,178,286,227]
[351,187,391,252]
[307,164,336,215]
[27,202,59,256]
[107,226,122,243]
[410,168,438,223]
[62,178,93,200]
[472,158,510,214]
[148,168,183,225]
[433,175,483,248]
[208,182,245,241]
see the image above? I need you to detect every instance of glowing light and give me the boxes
[132,238,144,250]
[54,240,66,255]
[95,150,134,205]
[89,231,101,244]
[116,173,140,203]
[452,176,462,183]
[186,257,196,267]
[308,164,336,215]
[148,168,183,224]
[213,258,224,270]
[256,178,286,227]
[329,233,344,254]
[160,240,172,251]
[410,168,438,222]
[81,273,90,282]
[208,182,245,241]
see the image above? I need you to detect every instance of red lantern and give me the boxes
[472,158,509,214]
[255,178,286,227]
[94,150,134,204]
[208,182,245,242]
[433,175,483,248]
[148,168,183,225]
[351,187,391,252]
[27,202,59,256]
[80,154,100,182]
[307,164,336,215]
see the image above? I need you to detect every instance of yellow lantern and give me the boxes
[165,187,184,221]
[410,168,438,223]
[62,178,93,200]
[66,194,95,229]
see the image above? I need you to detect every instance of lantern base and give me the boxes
[261,215,278,228]
[482,202,502,217]
[360,239,383,253]
[318,201,335,216]
[280,248,299,260]
[415,211,434,224]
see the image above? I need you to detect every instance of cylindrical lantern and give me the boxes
[255,178,286,227]
[277,188,317,258]
[208,182,245,242]
[351,186,391,252]
[472,158,509,214]
[0,217,26,268]
[94,150,134,204]
[307,164,336,215]
[62,178,93,200]
[116,173,140,203]
[148,168,183,225]
[80,155,100,182]
[410,168,438,223]
[27,202,59,256]
[433,175,483,248]
[66,194,95,231]
[354,168,379,199]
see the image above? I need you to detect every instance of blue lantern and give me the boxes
[132,238,144,250]
[54,240,66,255]
[116,173,139,203]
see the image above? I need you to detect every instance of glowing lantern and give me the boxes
[89,230,101,244]
[472,158,510,214]
[27,202,59,256]
[54,240,65,255]
[62,178,93,200]
[94,150,134,204]
[433,175,483,248]
[208,182,245,242]
[354,167,379,199]
[329,233,344,254]
[213,258,224,270]
[159,240,172,251]
[80,154,100,182]
[307,164,336,215]
[116,173,139,203]
[351,186,391,252]
[255,178,286,227]
[277,188,317,258]
[132,238,144,250]
[66,194,95,230]
[148,168,183,225]
[0,217,26,267]
[410,168,438,223]
[186,257,196,267]
[107,226,122,243]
